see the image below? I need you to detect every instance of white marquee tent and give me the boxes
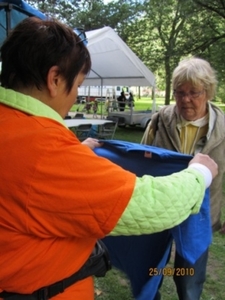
[83,26,156,88]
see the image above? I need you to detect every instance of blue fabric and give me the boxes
[103,232,172,299]
[171,189,211,264]
[94,140,212,300]
[90,124,98,138]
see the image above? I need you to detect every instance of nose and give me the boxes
[181,94,191,101]
[182,92,191,98]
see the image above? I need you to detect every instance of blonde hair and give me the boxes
[172,57,217,101]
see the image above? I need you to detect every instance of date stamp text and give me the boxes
[149,267,195,277]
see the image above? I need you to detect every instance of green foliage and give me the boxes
[29,0,145,31]
[28,0,78,24]
[125,0,225,105]
[192,0,225,87]
[73,0,145,32]
[217,85,225,104]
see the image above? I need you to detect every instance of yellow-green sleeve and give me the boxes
[110,168,205,236]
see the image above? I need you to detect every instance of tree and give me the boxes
[125,0,225,104]
[28,0,80,25]
[72,0,144,32]
[192,0,225,99]
[28,0,144,31]
[193,0,225,19]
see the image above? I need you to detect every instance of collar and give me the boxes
[179,114,209,127]
[0,86,67,127]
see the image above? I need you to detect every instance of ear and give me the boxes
[47,66,61,98]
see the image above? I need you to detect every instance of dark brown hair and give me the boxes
[0,17,91,93]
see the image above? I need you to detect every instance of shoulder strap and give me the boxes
[151,111,160,135]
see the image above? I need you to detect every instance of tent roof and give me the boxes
[84,26,156,87]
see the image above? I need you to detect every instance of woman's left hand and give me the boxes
[82,138,103,150]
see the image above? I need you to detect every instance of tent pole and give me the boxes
[5,4,12,37]
[100,78,103,119]
[152,86,156,114]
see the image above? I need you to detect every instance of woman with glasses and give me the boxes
[141,57,225,300]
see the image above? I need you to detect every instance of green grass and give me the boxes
[114,126,144,143]
[94,269,134,300]
[70,98,225,300]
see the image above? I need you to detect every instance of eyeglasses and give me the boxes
[173,90,204,99]
[73,28,88,46]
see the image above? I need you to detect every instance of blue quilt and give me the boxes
[94,140,212,300]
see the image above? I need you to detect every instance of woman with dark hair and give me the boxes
[0,19,218,300]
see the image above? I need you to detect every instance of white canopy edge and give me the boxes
[82,26,156,87]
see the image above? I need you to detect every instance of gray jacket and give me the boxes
[142,103,225,231]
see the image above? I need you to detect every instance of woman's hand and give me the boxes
[189,153,218,179]
[82,138,103,150]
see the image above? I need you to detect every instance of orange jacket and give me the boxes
[0,104,135,299]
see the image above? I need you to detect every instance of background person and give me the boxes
[141,56,225,300]
[128,91,135,107]
[117,90,126,111]
[0,19,218,300]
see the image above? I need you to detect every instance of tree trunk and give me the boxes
[164,58,171,105]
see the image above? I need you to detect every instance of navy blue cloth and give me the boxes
[103,232,172,299]
[94,140,212,300]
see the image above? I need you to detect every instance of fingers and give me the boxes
[81,138,103,149]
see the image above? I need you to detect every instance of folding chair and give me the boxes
[107,115,125,126]
[75,124,92,141]
[97,122,117,140]
[106,116,119,123]
[73,113,84,119]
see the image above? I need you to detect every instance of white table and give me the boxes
[64,118,113,128]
